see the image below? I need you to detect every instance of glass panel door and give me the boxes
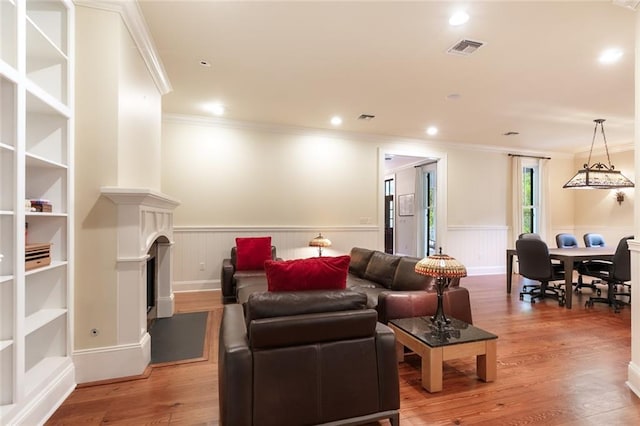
[423,164,437,256]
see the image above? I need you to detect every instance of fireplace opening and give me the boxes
[147,242,158,324]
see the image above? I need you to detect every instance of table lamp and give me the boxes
[309,233,331,256]
[415,248,467,331]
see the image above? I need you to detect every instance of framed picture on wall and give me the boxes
[398,193,414,216]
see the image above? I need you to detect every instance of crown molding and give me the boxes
[162,113,576,160]
[74,0,172,95]
[613,0,640,11]
[573,141,635,157]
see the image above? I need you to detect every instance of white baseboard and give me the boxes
[73,333,151,384]
[173,279,218,292]
[3,360,75,426]
[627,361,640,398]
[466,266,505,276]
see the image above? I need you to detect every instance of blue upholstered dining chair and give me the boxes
[554,233,601,295]
[578,233,607,295]
[584,233,606,248]
[555,233,579,248]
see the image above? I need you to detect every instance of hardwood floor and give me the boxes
[46,275,640,425]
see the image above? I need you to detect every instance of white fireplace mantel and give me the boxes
[101,187,180,258]
[101,187,180,209]
[95,187,180,380]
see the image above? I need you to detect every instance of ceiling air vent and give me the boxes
[447,39,484,56]
[358,114,375,121]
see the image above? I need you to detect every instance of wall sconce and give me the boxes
[615,191,625,205]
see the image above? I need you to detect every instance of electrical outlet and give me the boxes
[199,262,205,271]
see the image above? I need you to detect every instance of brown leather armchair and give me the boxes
[218,290,400,426]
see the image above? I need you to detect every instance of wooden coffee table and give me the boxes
[388,316,497,393]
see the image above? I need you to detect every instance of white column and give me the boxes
[628,9,640,398]
[116,258,148,344]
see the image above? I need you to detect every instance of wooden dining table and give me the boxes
[506,246,615,309]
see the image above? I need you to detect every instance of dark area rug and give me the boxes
[150,311,209,365]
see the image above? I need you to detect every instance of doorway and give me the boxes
[383,153,442,257]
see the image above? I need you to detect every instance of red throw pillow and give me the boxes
[265,255,350,292]
[235,237,272,271]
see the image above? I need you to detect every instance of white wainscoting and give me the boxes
[172,226,379,291]
[446,226,509,276]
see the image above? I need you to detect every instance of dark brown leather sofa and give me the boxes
[347,247,473,324]
[220,245,279,304]
[218,290,400,426]
[221,246,473,324]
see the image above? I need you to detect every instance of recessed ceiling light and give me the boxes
[426,126,438,136]
[449,11,469,26]
[205,103,225,116]
[599,48,623,64]
[331,116,343,126]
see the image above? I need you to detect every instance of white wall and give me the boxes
[74,7,121,351]
[163,116,581,286]
[116,23,162,189]
[448,149,509,227]
[161,116,378,226]
[75,6,162,352]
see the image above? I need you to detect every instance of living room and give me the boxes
[2,1,640,424]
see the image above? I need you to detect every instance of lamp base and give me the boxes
[428,323,461,341]
[430,313,452,331]
[430,276,451,332]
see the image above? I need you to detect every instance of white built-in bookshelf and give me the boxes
[0,0,75,423]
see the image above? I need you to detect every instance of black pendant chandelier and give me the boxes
[563,119,634,189]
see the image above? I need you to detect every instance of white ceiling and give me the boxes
[137,1,636,154]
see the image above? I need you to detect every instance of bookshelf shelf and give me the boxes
[0,0,74,423]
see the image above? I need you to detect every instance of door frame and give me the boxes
[378,146,448,256]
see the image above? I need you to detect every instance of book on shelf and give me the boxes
[28,199,53,213]
[25,243,52,270]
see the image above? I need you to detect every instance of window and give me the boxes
[521,162,539,234]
